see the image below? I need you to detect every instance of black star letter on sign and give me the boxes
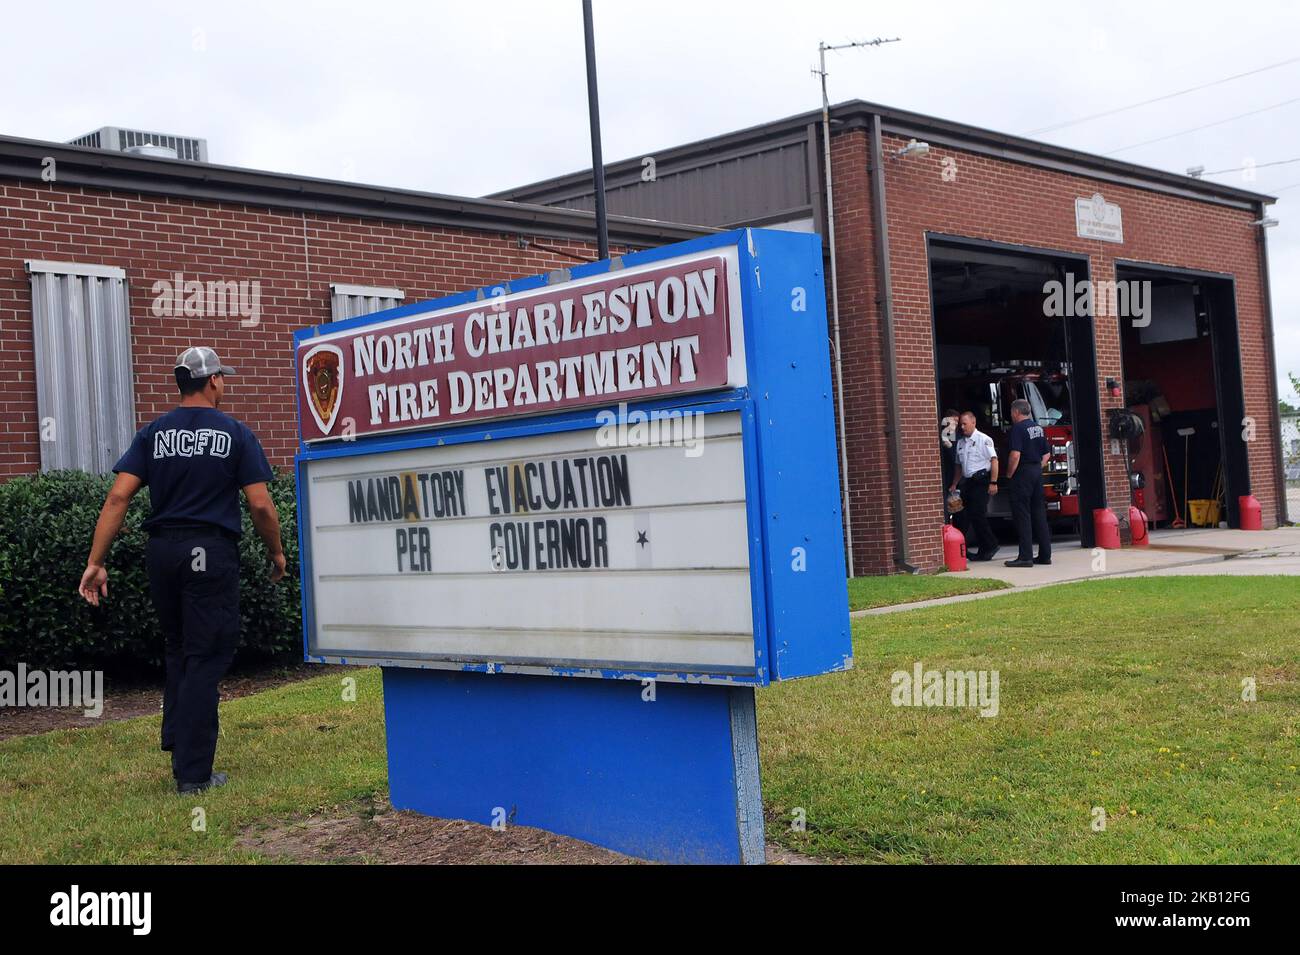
[636,531,649,548]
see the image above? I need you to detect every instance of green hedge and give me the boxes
[0,470,301,674]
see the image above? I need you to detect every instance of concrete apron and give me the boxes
[857,525,1300,617]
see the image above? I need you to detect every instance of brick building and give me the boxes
[0,134,704,479]
[495,100,1287,574]
[0,100,1287,576]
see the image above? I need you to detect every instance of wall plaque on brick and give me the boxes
[1075,192,1124,243]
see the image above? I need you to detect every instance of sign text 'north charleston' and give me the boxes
[299,256,733,441]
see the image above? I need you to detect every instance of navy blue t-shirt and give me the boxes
[1008,417,1050,478]
[113,407,274,536]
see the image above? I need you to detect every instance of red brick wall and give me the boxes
[829,127,1280,574]
[2,151,1280,575]
[828,129,900,576]
[0,181,609,475]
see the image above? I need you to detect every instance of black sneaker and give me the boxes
[1003,559,1035,568]
[1034,556,1052,565]
[177,772,229,795]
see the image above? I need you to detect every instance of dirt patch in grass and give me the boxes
[0,662,351,742]
[237,796,637,865]
[239,796,827,865]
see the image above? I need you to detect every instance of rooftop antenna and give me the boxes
[813,36,900,578]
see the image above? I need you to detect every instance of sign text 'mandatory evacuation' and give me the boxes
[346,453,633,573]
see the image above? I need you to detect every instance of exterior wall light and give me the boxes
[896,139,931,158]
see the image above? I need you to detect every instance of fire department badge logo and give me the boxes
[302,343,344,435]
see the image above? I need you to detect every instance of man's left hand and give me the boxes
[78,564,108,607]
[989,483,999,496]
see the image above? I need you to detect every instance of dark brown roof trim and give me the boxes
[0,134,714,246]
[492,99,1276,212]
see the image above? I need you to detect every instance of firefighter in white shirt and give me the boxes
[948,411,1000,561]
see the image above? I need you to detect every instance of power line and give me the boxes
[1026,54,1300,135]
[1103,96,1300,155]
[1200,157,1300,176]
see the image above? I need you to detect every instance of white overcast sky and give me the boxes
[2,0,1297,399]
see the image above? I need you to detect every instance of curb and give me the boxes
[850,546,1288,617]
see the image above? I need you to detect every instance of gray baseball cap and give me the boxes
[175,346,235,378]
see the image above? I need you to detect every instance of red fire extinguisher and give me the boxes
[943,522,968,572]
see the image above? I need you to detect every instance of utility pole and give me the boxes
[813,36,899,580]
[582,0,610,259]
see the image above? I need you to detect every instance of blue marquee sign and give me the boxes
[294,228,851,863]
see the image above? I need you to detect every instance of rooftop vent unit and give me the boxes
[124,143,178,159]
[67,126,208,162]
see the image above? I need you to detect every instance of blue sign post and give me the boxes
[293,228,851,864]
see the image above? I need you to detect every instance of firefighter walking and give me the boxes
[78,347,286,794]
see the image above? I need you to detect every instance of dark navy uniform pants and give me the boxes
[1009,469,1052,562]
[146,529,241,785]
[958,474,998,556]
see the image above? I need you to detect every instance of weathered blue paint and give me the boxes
[740,229,852,679]
[294,229,849,863]
[294,229,850,683]
[383,666,761,864]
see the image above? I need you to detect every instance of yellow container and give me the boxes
[1188,499,1221,527]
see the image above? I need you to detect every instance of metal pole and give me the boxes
[817,43,855,578]
[813,37,898,578]
[1255,202,1288,525]
[582,0,609,260]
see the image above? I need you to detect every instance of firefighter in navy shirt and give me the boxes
[1003,397,1052,568]
[78,347,286,794]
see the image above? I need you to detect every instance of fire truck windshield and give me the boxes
[1023,380,1070,427]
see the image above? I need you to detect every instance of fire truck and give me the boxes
[939,360,1079,522]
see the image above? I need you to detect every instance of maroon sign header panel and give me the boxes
[297,255,735,442]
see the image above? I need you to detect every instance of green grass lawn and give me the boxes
[0,670,388,863]
[847,573,1010,611]
[2,576,1297,864]
[759,576,1300,863]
